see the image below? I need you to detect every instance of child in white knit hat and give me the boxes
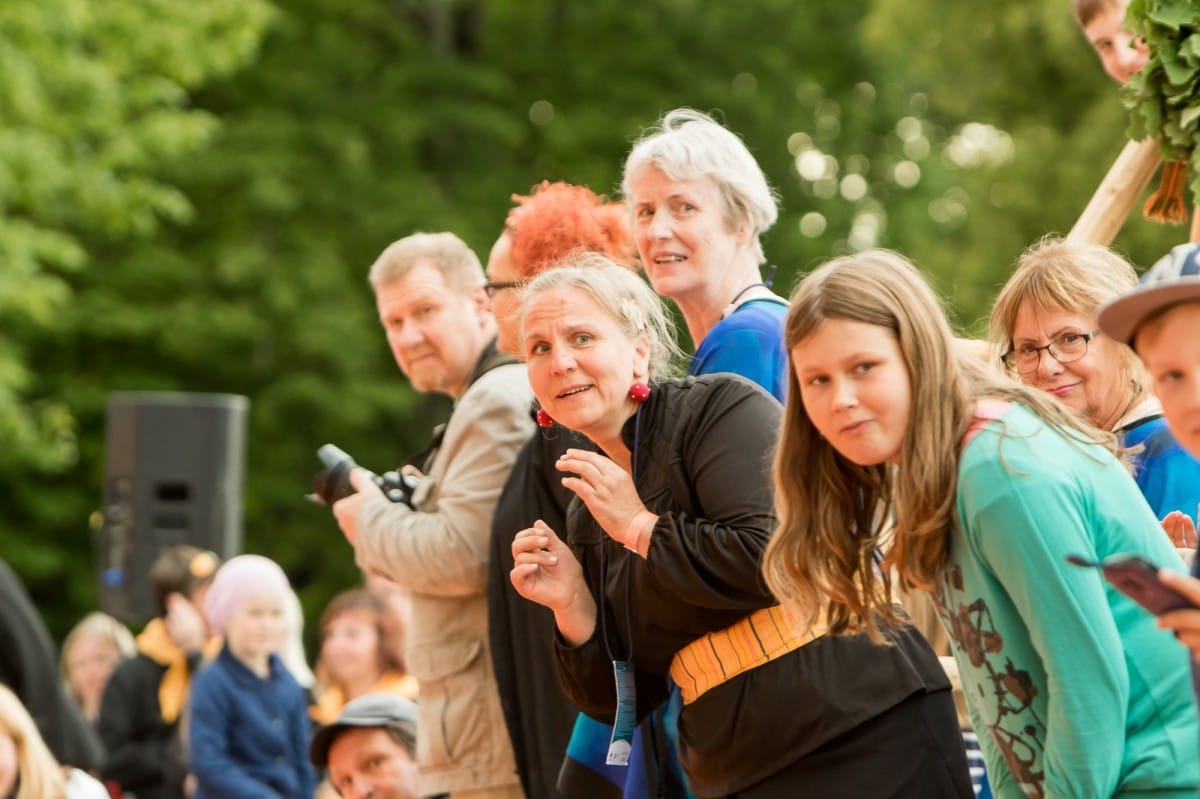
[187,555,315,799]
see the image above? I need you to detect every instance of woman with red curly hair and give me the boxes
[484,181,638,799]
[486,181,634,358]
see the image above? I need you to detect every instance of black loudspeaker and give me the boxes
[96,392,250,621]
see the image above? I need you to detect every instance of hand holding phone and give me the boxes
[1066,553,1197,616]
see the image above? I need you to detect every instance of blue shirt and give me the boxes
[1122,414,1200,523]
[189,647,315,799]
[688,299,788,402]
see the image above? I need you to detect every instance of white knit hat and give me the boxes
[203,554,291,637]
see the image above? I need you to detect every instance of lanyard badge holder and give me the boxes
[608,660,636,765]
[600,539,638,766]
[603,405,643,767]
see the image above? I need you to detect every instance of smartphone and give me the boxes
[1066,553,1197,616]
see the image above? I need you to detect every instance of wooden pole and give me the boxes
[1066,138,1162,246]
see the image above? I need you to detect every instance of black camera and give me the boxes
[309,444,419,508]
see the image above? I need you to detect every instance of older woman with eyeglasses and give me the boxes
[989,237,1200,543]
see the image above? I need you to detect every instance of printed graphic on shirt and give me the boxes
[937,565,1046,798]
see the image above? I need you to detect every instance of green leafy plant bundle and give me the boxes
[1124,0,1200,207]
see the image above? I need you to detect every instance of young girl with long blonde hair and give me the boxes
[763,250,1197,798]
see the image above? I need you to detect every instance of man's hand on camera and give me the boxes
[332,467,385,546]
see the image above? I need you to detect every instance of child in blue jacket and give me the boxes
[188,555,315,799]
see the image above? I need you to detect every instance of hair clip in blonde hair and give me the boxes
[621,298,646,332]
[189,550,219,579]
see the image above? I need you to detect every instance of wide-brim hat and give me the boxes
[1098,241,1200,347]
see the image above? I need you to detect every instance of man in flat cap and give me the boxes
[310,693,423,799]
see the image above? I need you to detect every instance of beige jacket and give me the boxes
[355,362,533,796]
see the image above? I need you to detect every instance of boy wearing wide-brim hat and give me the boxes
[1100,241,1200,460]
[1099,240,1200,673]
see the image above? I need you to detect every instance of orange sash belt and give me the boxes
[669,605,826,704]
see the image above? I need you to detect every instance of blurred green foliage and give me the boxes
[1125,0,1200,204]
[0,0,1191,644]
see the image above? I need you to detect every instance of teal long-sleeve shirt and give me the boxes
[939,403,1198,799]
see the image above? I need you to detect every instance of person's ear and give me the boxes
[736,222,751,244]
[633,336,651,377]
[469,284,490,319]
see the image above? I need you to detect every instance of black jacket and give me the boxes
[0,558,103,771]
[98,651,196,799]
[487,411,592,799]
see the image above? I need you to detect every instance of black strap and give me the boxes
[466,338,518,386]
[1116,412,1164,435]
[400,338,516,473]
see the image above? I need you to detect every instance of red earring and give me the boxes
[628,382,651,403]
[536,407,555,427]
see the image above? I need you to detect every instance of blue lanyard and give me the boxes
[598,403,643,663]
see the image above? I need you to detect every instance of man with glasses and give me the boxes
[330,231,532,799]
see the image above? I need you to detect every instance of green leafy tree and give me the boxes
[0,0,272,631]
[861,0,1185,333]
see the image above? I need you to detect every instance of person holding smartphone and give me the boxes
[1100,242,1200,665]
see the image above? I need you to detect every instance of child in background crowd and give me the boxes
[60,612,135,725]
[99,545,219,799]
[0,683,108,799]
[1072,0,1149,86]
[311,588,416,727]
[189,555,315,799]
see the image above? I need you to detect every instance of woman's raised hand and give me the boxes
[511,520,597,645]
[557,448,653,551]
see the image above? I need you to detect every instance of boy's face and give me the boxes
[1135,302,1200,458]
[1084,2,1149,85]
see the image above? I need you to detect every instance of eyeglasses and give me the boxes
[483,280,524,298]
[1001,330,1099,374]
